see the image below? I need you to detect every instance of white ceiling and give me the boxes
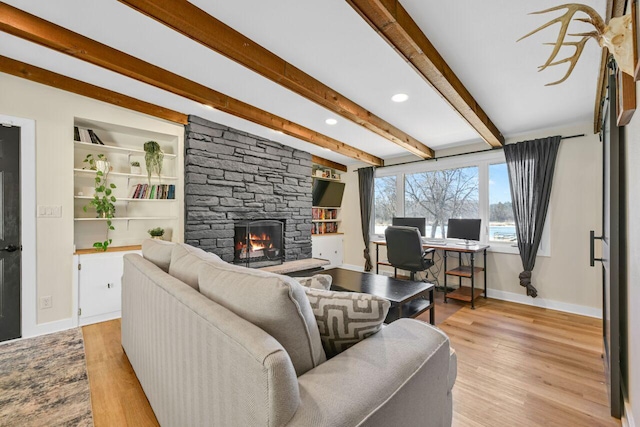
[0,0,606,165]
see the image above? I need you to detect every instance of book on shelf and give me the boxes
[87,129,104,145]
[74,126,81,142]
[129,183,176,199]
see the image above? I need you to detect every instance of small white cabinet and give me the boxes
[76,249,140,326]
[312,234,344,268]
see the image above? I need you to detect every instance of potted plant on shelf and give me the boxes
[148,227,164,240]
[130,161,141,175]
[82,153,117,251]
[144,141,164,185]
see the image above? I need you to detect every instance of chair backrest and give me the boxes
[384,226,426,271]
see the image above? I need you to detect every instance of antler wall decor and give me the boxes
[518,3,634,85]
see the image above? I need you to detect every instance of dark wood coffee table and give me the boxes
[322,268,435,325]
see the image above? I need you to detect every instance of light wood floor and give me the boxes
[82,297,620,427]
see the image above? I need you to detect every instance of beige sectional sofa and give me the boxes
[122,240,456,427]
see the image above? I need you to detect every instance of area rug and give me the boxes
[0,328,93,426]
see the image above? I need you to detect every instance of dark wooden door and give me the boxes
[601,73,622,418]
[0,125,21,342]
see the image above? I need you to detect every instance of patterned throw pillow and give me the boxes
[295,274,332,290]
[304,288,390,358]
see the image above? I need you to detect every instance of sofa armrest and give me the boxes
[287,319,454,427]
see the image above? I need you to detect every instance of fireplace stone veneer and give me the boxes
[184,116,313,263]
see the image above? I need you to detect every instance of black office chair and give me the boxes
[384,226,435,281]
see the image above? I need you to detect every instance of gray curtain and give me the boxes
[504,136,561,298]
[358,167,375,271]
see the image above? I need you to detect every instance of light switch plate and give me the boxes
[37,205,62,218]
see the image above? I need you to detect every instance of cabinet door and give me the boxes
[312,236,343,267]
[78,251,136,325]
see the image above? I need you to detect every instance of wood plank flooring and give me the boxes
[82,297,620,426]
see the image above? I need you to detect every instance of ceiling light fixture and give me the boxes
[271,130,284,135]
[202,104,216,110]
[325,118,338,125]
[391,93,409,103]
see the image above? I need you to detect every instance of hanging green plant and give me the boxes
[82,153,117,251]
[144,140,164,185]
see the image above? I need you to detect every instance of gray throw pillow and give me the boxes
[141,239,175,272]
[304,288,390,358]
[295,274,332,290]
[169,243,224,291]
[198,262,326,376]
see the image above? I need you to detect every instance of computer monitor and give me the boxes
[447,218,481,242]
[392,217,426,236]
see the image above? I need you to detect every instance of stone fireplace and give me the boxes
[184,116,313,264]
[234,220,284,268]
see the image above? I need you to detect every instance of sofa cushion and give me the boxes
[198,262,326,376]
[141,239,175,272]
[169,243,224,291]
[295,274,332,290]
[304,288,390,358]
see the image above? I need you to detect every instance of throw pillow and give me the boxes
[198,262,326,376]
[304,288,390,358]
[141,239,175,272]
[295,274,332,290]
[169,243,224,291]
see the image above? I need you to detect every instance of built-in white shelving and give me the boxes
[73,168,178,180]
[74,141,177,158]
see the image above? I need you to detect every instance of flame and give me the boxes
[235,231,273,252]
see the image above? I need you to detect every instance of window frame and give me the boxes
[371,150,551,257]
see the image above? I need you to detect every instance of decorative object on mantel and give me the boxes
[148,227,165,240]
[518,3,636,85]
[130,160,141,175]
[82,153,117,251]
[143,140,164,185]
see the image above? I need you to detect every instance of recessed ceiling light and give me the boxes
[202,104,216,110]
[325,118,338,125]
[322,148,332,152]
[391,93,409,103]
[271,130,284,135]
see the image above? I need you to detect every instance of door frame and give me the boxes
[0,115,37,338]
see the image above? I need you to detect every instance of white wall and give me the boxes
[0,73,184,327]
[342,123,603,316]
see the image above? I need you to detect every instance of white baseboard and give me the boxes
[339,264,600,318]
[20,317,76,340]
[79,311,121,327]
[623,385,636,427]
[486,289,601,318]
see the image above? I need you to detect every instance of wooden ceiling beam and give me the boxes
[0,3,382,166]
[311,155,348,172]
[0,55,188,124]
[347,0,504,148]
[118,0,434,159]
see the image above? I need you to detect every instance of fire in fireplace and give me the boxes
[234,220,284,268]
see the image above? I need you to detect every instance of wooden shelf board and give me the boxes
[75,244,142,255]
[445,286,485,302]
[312,206,341,209]
[311,232,344,236]
[74,196,176,202]
[445,266,484,278]
[74,168,178,180]
[312,176,342,182]
[311,219,340,223]
[75,216,177,221]
[74,141,177,158]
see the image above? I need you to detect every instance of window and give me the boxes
[489,163,516,243]
[370,152,551,256]
[374,176,396,234]
[404,167,479,238]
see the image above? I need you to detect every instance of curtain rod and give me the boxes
[353,134,585,172]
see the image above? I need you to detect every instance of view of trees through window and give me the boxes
[374,176,396,234]
[489,163,516,242]
[373,162,518,243]
[405,167,479,238]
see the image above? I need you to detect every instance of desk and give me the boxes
[372,240,489,309]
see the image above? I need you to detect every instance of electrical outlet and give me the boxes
[40,296,52,309]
